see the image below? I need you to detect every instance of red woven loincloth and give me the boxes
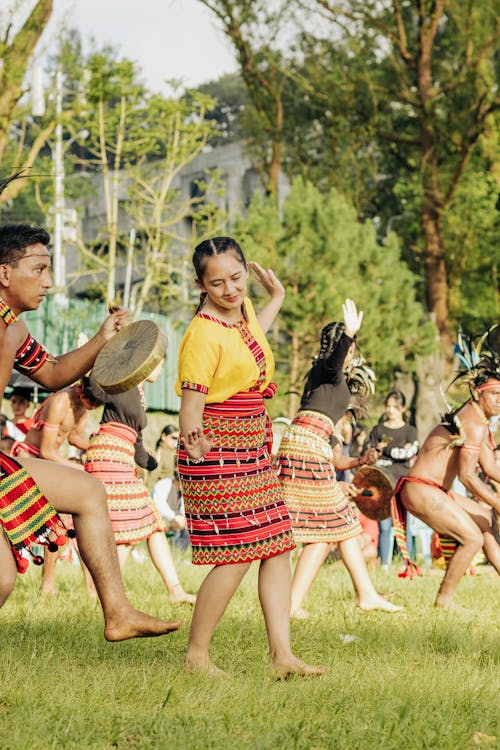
[392,475,459,577]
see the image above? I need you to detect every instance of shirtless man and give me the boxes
[12,382,98,594]
[0,223,180,640]
[396,377,500,609]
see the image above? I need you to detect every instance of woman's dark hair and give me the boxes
[381,389,408,423]
[80,376,105,408]
[192,237,246,312]
[384,389,406,408]
[316,322,346,361]
[0,224,50,265]
[300,321,351,406]
[156,424,179,449]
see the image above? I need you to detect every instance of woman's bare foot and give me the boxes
[435,598,469,612]
[358,596,405,613]
[40,586,58,596]
[290,606,311,620]
[170,585,196,605]
[104,610,182,641]
[185,653,227,677]
[271,656,327,680]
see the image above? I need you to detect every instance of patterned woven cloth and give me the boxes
[177,391,295,565]
[0,451,67,573]
[275,410,361,543]
[84,421,165,544]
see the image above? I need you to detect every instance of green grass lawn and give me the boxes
[0,551,498,750]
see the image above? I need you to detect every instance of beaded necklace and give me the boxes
[0,296,17,326]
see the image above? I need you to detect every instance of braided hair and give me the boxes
[301,322,349,404]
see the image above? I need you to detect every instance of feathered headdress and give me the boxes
[345,356,376,396]
[450,325,500,392]
[441,325,500,444]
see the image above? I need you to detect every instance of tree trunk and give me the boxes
[0,0,53,164]
[414,350,446,443]
[421,195,453,358]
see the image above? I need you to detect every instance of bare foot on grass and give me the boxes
[185,653,227,677]
[435,599,469,613]
[358,596,405,613]
[170,585,196,605]
[290,606,311,620]
[271,656,327,680]
[40,587,58,596]
[104,610,182,642]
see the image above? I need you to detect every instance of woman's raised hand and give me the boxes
[249,261,285,302]
[342,298,363,338]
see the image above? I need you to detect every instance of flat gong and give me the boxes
[352,464,394,521]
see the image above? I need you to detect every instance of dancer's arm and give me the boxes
[30,309,129,390]
[458,424,500,512]
[179,389,214,461]
[248,262,285,334]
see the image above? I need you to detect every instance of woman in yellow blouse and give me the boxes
[176,236,325,678]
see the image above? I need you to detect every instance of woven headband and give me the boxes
[475,380,500,392]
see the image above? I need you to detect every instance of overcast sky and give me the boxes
[5,0,237,91]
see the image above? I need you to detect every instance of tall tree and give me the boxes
[304,0,500,356]
[198,1,289,196]
[0,0,54,203]
[235,178,435,419]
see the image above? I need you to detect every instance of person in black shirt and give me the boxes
[368,390,419,569]
[276,299,403,617]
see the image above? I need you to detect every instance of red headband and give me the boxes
[475,379,500,392]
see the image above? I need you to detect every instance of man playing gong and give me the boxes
[0,223,180,640]
[394,328,500,609]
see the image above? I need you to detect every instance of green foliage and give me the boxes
[236,178,436,408]
[444,167,500,332]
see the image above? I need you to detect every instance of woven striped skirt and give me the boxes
[0,451,68,573]
[275,410,361,543]
[177,391,295,566]
[84,422,165,545]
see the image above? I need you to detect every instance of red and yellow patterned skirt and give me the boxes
[84,422,165,545]
[275,410,361,544]
[177,392,295,566]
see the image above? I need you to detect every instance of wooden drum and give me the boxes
[93,320,167,394]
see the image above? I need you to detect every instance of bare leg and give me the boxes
[185,562,251,674]
[454,495,500,574]
[80,560,97,598]
[402,486,484,609]
[339,536,404,612]
[17,457,181,640]
[40,549,59,595]
[290,542,331,617]
[0,532,17,608]
[258,552,326,678]
[116,544,131,571]
[146,532,196,604]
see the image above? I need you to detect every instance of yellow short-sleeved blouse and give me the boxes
[175,297,275,404]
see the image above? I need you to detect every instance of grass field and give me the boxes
[0,550,498,750]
